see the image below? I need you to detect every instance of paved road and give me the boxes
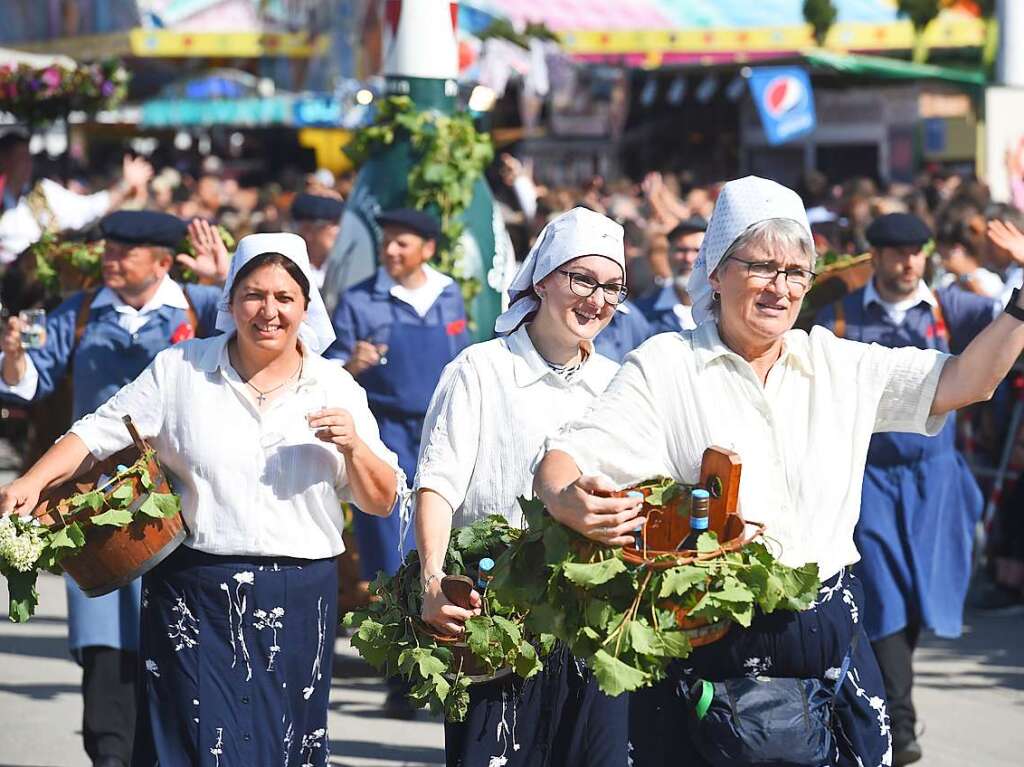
[2,572,1022,766]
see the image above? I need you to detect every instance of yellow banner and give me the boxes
[560,18,986,57]
[129,29,330,58]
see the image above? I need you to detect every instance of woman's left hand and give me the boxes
[308,408,362,454]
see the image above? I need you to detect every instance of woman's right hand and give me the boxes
[0,477,42,518]
[421,575,481,637]
[544,474,645,547]
[1,316,23,358]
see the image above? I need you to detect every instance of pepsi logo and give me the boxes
[764,75,805,118]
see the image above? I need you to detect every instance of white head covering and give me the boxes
[494,207,625,335]
[689,176,812,325]
[216,232,337,354]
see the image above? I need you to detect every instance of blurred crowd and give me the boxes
[3,131,1024,612]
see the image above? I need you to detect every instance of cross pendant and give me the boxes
[256,392,267,406]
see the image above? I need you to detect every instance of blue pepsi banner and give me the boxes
[747,66,817,146]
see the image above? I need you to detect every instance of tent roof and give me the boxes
[804,50,987,87]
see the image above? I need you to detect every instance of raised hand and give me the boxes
[177,218,231,284]
[987,219,1024,265]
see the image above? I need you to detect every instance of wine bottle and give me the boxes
[476,557,495,592]
[678,489,711,551]
[627,491,645,549]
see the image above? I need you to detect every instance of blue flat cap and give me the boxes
[291,193,345,223]
[376,208,440,241]
[99,211,187,248]
[667,215,708,240]
[866,213,932,248]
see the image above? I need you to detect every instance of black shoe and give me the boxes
[383,677,417,720]
[893,738,923,766]
[970,582,1024,614]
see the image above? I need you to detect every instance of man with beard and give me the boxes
[635,215,707,332]
[814,212,998,766]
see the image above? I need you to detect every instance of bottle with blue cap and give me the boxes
[476,557,495,592]
[627,491,645,549]
[678,489,711,551]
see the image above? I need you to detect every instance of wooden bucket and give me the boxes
[621,447,766,648]
[32,415,186,598]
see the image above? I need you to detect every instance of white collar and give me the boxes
[505,324,605,394]
[91,275,190,314]
[863,278,936,310]
[692,321,814,377]
[194,332,323,389]
[374,262,452,295]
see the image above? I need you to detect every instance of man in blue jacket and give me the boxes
[635,215,707,332]
[0,211,227,767]
[814,212,996,766]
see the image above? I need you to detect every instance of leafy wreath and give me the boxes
[0,59,129,126]
[0,450,181,623]
[489,486,821,697]
[343,515,547,721]
[344,95,494,322]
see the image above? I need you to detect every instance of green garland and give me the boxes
[343,516,546,721]
[344,95,494,318]
[0,451,181,623]
[489,487,821,697]
[31,227,237,295]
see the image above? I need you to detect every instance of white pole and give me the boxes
[997,0,1024,86]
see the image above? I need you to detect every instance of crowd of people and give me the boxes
[1,124,1024,767]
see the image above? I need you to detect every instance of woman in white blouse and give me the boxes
[0,233,400,767]
[535,176,1024,767]
[414,207,641,766]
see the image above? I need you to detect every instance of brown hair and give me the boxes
[228,252,310,307]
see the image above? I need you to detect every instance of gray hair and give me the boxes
[711,218,816,317]
[716,218,816,273]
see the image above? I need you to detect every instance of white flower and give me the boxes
[233,571,254,585]
[145,659,160,677]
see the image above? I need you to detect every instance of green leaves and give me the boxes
[138,492,180,519]
[659,565,707,598]
[563,557,626,588]
[89,507,134,527]
[590,650,648,696]
[4,570,39,624]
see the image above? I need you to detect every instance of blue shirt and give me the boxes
[594,301,653,363]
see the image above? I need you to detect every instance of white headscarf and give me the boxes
[216,232,337,354]
[494,207,625,335]
[689,176,812,325]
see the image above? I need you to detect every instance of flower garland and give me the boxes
[344,96,494,323]
[0,451,181,623]
[0,59,129,126]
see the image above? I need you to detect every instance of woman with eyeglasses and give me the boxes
[531,174,1024,766]
[413,207,639,766]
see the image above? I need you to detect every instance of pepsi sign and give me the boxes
[748,67,817,146]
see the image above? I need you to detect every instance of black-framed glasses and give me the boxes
[557,270,628,305]
[724,256,817,292]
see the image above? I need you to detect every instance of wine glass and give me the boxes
[18,309,46,350]
[365,325,390,366]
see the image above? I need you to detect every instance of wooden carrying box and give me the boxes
[32,416,186,597]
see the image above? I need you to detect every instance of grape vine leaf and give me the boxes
[563,557,626,588]
[89,507,134,527]
[590,649,648,696]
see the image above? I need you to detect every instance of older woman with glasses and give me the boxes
[533,176,1024,766]
[414,207,638,766]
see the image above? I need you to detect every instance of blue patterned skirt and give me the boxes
[629,568,892,767]
[130,546,338,767]
[444,643,628,767]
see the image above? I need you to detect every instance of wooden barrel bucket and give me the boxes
[32,416,186,597]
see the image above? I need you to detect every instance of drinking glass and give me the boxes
[365,325,390,366]
[18,309,46,350]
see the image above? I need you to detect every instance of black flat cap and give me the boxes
[667,215,708,240]
[376,208,440,241]
[99,211,187,249]
[291,192,345,223]
[866,213,932,248]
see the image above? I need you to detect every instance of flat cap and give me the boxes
[376,208,440,241]
[866,213,932,248]
[99,211,187,249]
[291,192,345,223]
[667,215,708,240]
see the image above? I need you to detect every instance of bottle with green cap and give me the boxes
[678,489,711,551]
[476,557,495,592]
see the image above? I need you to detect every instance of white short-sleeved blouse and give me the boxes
[545,322,949,580]
[414,325,619,529]
[70,333,402,560]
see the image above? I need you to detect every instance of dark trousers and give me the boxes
[871,622,920,749]
[81,646,137,764]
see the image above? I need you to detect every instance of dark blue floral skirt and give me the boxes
[130,546,338,767]
[629,568,892,767]
[444,643,628,767]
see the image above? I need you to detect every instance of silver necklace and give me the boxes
[245,359,303,406]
